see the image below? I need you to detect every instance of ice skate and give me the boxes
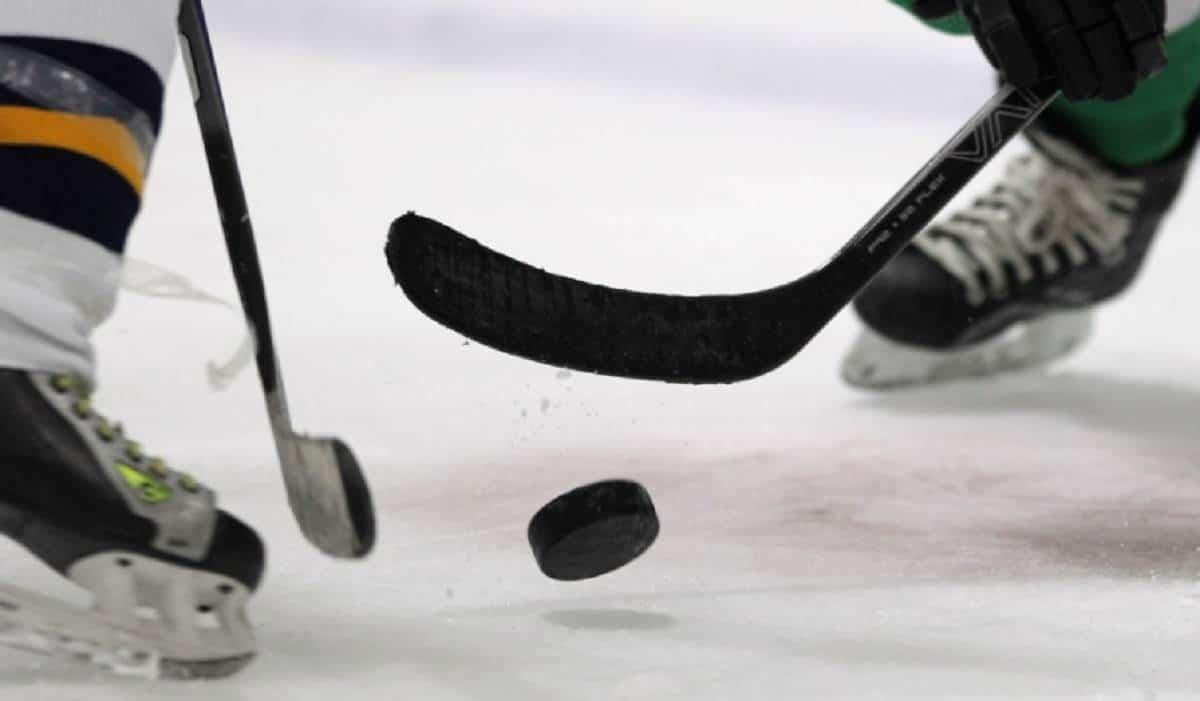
[843,115,1198,389]
[0,369,264,679]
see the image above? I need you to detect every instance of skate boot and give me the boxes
[842,114,1198,389]
[0,369,265,679]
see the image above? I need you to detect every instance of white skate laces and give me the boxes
[915,135,1145,306]
[117,258,255,390]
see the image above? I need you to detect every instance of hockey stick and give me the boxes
[386,82,1057,384]
[178,0,375,558]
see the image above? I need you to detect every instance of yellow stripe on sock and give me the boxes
[0,106,147,194]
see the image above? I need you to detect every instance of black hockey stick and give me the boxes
[386,82,1057,384]
[179,0,375,558]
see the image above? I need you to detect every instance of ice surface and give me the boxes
[4,1,1200,698]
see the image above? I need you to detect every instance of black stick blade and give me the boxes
[386,213,821,384]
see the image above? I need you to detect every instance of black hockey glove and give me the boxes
[913,0,1167,102]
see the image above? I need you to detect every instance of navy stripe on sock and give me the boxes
[0,37,166,133]
[0,146,139,254]
[0,86,38,111]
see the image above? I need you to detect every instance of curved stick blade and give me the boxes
[386,213,820,384]
[278,434,376,559]
[385,88,1053,385]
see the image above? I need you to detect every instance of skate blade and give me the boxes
[0,551,257,680]
[0,581,162,679]
[841,310,1094,389]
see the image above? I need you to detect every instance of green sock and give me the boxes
[889,0,972,34]
[889,0,1200,166]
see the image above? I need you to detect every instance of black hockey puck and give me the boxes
[528,479,660,581]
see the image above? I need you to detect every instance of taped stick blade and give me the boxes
[276,434,376,558]
[386,212,824,384]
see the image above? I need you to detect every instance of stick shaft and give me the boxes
[178,0,290,423]
[817,83,1058,307]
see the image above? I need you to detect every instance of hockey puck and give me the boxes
[528,479,660,581]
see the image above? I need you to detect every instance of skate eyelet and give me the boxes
[50,375,74,394]
[179,475,201,493]
[71,399,92,420]
[96,423,116,443]
[148,458,169,478]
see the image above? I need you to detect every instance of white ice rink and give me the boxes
[4,1,1200,698]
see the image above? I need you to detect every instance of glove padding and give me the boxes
[914,0,1167,101]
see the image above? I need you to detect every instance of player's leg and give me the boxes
[0,1,264,677]
[843,2,1200,388]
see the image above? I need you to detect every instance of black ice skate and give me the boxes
[842,113,1198,389]
[0,369,264,679]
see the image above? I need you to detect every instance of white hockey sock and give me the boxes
[0,0,181,380]
[0,209,121,381]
